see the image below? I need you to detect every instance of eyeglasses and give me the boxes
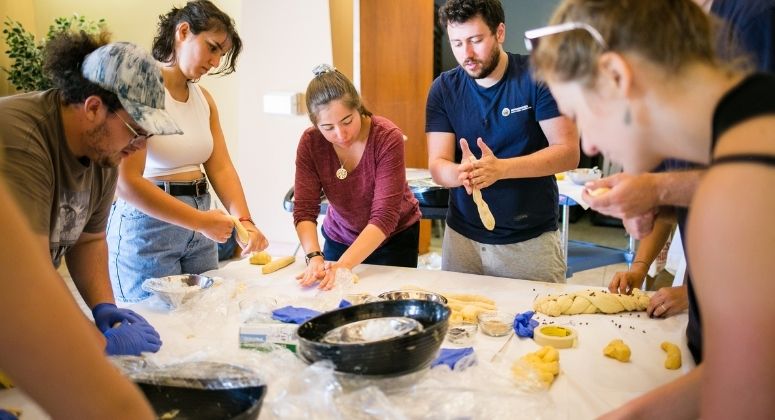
[524,22,607,52]
[113,112,152,146]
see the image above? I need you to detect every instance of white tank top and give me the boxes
[143,82,214,177]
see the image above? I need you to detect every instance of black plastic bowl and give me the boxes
[297,299,450,375]
[138,383,266,420]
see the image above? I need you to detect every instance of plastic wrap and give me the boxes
[322,317,422,344]
[112,359,263,390]
[120,270,559,419]
[261,358,557,419]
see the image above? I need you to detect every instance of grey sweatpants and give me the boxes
[442,227,566,283]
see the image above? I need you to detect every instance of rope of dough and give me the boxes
[468,156,495,230]
[229,215,249,244]
[399,284,496,323]
[534,288,650,316]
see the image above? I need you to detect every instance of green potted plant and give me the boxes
[2,14,106,92]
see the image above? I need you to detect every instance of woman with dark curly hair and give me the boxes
[107,0,267,302]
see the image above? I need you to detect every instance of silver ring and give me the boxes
[660,303,667,312]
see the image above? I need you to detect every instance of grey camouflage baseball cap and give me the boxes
[81,42,182,136]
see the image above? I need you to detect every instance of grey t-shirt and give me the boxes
[0,90,118,266]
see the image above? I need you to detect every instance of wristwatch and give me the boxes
[305,251,324,265]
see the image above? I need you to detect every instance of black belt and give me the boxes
[155,178,209,197]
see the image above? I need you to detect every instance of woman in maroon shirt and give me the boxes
[293,64,421,289]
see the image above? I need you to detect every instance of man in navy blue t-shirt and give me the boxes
[426,0,579,282]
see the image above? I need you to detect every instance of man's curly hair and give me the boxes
[43,30,122,111]
[438,0,504,35]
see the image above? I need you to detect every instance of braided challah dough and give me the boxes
[534,289,650,316]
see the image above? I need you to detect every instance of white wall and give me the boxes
[16,0,241,151]
[238,1,333,246]
[2,0,339,247]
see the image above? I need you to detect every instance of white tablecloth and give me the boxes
[1,259,693,419]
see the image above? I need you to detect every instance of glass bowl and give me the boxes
[477,311,514,337]
[141,274,215,308]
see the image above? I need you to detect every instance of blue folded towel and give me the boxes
[431,347,475,370]
[271,306,321,324]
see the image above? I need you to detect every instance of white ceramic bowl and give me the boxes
[567,168,603,185]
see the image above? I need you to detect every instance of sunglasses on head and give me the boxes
[524,22,607,52]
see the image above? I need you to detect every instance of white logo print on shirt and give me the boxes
[501,105,531,117]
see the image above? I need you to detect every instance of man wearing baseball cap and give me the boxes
[0,31,181,356]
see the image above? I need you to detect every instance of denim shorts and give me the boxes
[106,194,218,302]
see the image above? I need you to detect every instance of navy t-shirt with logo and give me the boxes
[425,53,561,244]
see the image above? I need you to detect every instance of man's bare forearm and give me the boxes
[654,170,704,207]
[65,233,115,309]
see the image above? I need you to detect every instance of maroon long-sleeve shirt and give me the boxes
[293,116,421,245]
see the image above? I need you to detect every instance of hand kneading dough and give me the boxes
[661,341,682,369]
[603,339,631,362]
[249,251,272,265]
[511,345,560,387]
[230,216,250,244]
[534,288,650,316]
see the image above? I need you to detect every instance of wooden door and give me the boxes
[359,0,434,253]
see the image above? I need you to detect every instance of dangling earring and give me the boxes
[623,107,632,125]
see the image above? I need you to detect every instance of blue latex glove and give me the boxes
[431,347,475,370]
[271,306,321,324]
[338,299,352,308]
[104,319,162,356]
[0,409,19,420]
[92,303,148,333]
[513,310,539,338]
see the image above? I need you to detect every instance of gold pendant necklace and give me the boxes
[336,159,348,180]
